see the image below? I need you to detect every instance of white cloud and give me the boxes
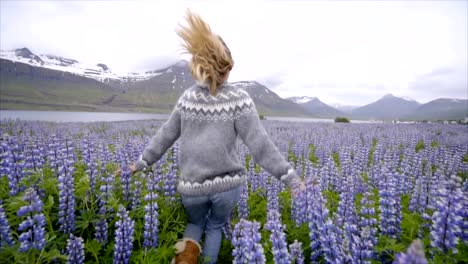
[1,0,466,106]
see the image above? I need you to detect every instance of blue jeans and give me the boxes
[181,185,241,264]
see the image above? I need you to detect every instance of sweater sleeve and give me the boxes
[135,107,181,171]
[234,93,301,189]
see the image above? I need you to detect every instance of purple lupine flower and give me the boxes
[0,200,14,247]
[336,176,359,257]
[460,194,468,244]
[163,163,177,202]
[131,178,142,210]
[237,181,249,219]
[58,150,76,234]
[66,234,85,264]
[232,219,266,264]
[95,168,115,244]
[264,210,291,264]
[143,173,159,249]
[430,175,464,253]
[306,177,323,262]
[2,136,26,196]
[354,189,378,263]
[393,239,428,264]
[291,186,307,227]
[266,177,280,220]
[46,135,62,174]
[23,141,44,173]
[289,240,304,264]
[113,205,135,264]
[121,170,132,203]
[81,138,99,193]
[379,167,401,239]
[306,176,342,263]
[151,160,164,192]
[222,214,233,241]
[95,216,108,245]
[249,159,260,193]
[17,187,46,252]
[291,162,308,227]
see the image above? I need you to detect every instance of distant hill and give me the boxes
[0,59,123,111]
[1,47,466,120]
[286,96,347,118]
[0,49,308,116]
[350,94,421,120]
[232,82,309,116]
[403,98,468,121]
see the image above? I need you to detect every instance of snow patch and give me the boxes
[402,96,417,102]
[0,49,165,83]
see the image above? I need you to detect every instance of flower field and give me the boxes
[0,119,467,263]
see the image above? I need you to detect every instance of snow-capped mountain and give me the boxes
[286,96,317,104]
[0,48,160,83]
[1,47,465,120]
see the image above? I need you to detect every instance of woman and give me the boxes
[130,10,304,264]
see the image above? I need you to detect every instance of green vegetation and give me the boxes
[334,117,350,123]
[415,139,425,153]
[308,144,319,165]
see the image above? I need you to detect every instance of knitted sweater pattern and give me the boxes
[137,84,300,196]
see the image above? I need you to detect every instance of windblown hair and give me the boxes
[176,10,234,95]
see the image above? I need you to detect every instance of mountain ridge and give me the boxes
[1,47,466,120]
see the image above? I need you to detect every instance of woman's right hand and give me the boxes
[129,163,138,173]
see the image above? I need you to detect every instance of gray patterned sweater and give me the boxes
[136,83,301,196]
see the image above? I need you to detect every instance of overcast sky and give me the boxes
[1,0,467,106]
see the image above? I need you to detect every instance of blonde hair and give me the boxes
[176,10,234,95]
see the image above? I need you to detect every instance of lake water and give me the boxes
[0,110,170,123]
[0,110,369,123]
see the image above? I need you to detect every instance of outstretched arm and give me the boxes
[134,107,181,171]
[234,95,302,189]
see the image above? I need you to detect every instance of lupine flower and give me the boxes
[289,240,304,264]
[113,205,135,264]
[430,175,464,253]
[58,153,76,234]
[393,239,428,264]
[24,141,44,173]
[264,210,291,264]
[2,137,26,196]
[336,176,359,253]
[17,187,46,252]
[306,177,323,262]
[237,181,249,219]
[291,186,307,227]
[131,178,142,210]
[379,167,401,239]
[266,177,280,219]
[95,169,115,244]
[66,234,85,264]
[222,214,233,241]
[120,169,132,203]
[0,200,14,247]
[232,219,265,264]
[306,176,342,263]
[354,189,378,263]
[81,138,99,193]
[143,173,159,248]
[163,163,177,202]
